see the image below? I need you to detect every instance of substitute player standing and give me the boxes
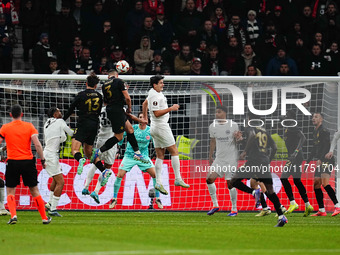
[143,75,189,195]
[63,73,111,185]
[305,113,340,216]
[206,106,241,216]
[44,107,74,217]
[0,104,51,224]
[110,112,163,209]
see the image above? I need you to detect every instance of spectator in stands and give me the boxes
[49,58,58,74]
[197,19,219,48]
[324,41,340,75]
[126,1,148,52]
[299,5,316,38]
[145,50,167,75]
[134,36,154,74]
[286,21,309,52]
[82,0,109,46]
[94,20,120,60]
[175,0,202,45]
[136,16,162,51]
[244,10,262,47]
[46,64,76,89]
[49,1,78,66]
[232,44,262,75]
[162,65,172,75]
[278,63,292,76]
[72,0,85,34]
[71,47,93,74]
[267,5,288,34]
[190,57,205,75]
[107,45,132,72]
[143,0,164,20]
[162,37,181,73]
[266,47,298,76]
[316,1,340,46]
[153,6,174,50]
[20,0,42,63]
[69,36,83,64]
[32,33,56,74]
[210,4,227,39]
[194,39,208,60]
[222,36,241,75]
[303,44,330,76]
[256,21,286,68]
[289,37,311,75]
[94,56,109,75]
[174,43,194,74]
[246,64,262,76]
[202,0,224,20]
[227,14,247,48]
[0,13,17,73]
[312,32,326,52]
[203,44,225,75]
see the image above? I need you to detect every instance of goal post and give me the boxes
[0,74,339,212]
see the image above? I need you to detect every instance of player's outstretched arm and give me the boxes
[326,131,340,159]
[209,138,216,165]
[153,104,179,117]
[31,134,46,168]
[122,90,132,114]
[290,130,306,161]
[142,99,148,123]
[63,95,80,121]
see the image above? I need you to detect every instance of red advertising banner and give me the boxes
[0,160,336,211]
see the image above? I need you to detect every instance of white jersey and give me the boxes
[98,106,114,139]
[44,118,74,154]
[330,131,340,152]
[147,88,169,126]
[209,120,239,163]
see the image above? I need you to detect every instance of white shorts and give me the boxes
[44,152,62,177]
[209,159,238,180]
[96,137,117,165]
[150,124,175,149]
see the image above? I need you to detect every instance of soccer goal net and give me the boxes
[0,74,339,212]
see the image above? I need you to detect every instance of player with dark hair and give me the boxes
[280,110,314,216]
[0,104,51,224]
[63,73,109,184]
[90,69,149,174]
[305,112,340,216]
[44,107,74,216]
[110,112,163,209]
[206,106,241,216]
[142,75,189,195]
[230,112,288,227]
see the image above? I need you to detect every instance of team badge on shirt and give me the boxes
[146,135,150,140]
[153,101,158,106]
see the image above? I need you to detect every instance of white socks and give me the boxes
[305,202,310,207]
[0,187,5,209]
[290,200,296,205]
[84,164,97,189]
[155,158,163,185]
[319,208,326,212]
[50,195,60,211]
[171,155,181,181]
[207,183,219,207]
[229,188,237,212]
[48,191,54,205]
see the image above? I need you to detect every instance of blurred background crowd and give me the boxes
[1,0,340,76]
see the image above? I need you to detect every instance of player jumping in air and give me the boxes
[206,106,241,216]
[44,107,74,217]
[110,112,163,209]
[143,75,189,195]
[305,113,340,216]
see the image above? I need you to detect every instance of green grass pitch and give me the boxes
[1,211,340,255]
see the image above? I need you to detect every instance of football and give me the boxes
[116,60,130,74]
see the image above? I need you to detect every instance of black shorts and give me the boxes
[73,120,99,145]
[281,154,303,179]
[234,161,273,185]
[106,105,126,134]
[5,159,38,187]
[314,158,335,178]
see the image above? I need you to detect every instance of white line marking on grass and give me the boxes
[29,249,340,255]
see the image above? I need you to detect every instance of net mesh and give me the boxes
[0,75,338,211]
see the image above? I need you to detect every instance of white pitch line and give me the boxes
[28,248,340,255]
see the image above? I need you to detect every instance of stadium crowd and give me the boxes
[1,0,340,76]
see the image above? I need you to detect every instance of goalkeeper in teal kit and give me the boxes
[109,112,163,209]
